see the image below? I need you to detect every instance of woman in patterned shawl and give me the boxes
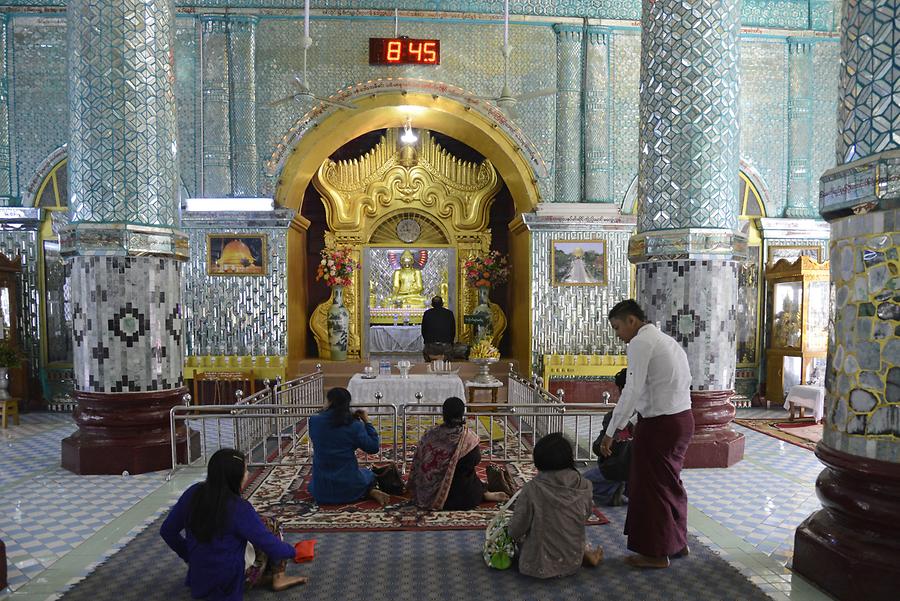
[407,397,509,510]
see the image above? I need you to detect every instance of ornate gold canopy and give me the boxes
[309,128,507,358]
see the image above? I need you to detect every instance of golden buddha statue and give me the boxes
[388,250,426,308]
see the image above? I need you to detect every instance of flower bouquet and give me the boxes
[464,251,509,288]
[316,247,359,287]
[470,339,500,360]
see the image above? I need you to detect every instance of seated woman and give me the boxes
[308,387,390,506]
[160,448,307,601]
[508,433,603,579]
[407,397,508,510]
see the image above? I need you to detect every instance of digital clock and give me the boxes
[369,37,441,66]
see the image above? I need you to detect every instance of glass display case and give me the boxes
[764,256,829,403]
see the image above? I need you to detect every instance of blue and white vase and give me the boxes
[473,285,493,342]
[327,285,350,361]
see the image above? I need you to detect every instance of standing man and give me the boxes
[599,299,693,568]
[421,296,455,361]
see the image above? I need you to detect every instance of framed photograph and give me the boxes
[551,240,607,286]
[207,234,267,276]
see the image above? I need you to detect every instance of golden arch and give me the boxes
[272,90,543,216]
[275,89,540,371]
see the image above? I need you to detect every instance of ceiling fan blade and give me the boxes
[513,87,557,102]
[313,95,359,110]
[499,103,520,122]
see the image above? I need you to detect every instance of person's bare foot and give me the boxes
[582,546,604,567]
[484,491,509,503]
[624,554,669,569]
[369,488,391,506]
[271,573,308,592]
[671,545,690,558]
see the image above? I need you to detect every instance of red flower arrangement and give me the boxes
[316,247,358,287]
[464,251,509,287]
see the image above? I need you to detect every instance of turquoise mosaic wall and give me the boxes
[2,10,839,216]
[0,1,844,32]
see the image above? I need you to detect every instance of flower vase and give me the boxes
[472,285,493,343]
[327,285,350,361]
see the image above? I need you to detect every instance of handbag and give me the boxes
[372,463,406,495]
[482,489,523,570]
[486,464,517,497]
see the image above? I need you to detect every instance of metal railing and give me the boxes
[168,365,615,479]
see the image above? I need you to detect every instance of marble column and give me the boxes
[793,0,900,598]
[784,39,816,218]
[0,15,12,204]
[584,26,612,203]
[631,0,745,467]
[553,24,583,203]
[227,16,259,197]
[61,0,193,474]
[200,16,231,197]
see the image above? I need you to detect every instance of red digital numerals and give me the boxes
[370,38,440,65]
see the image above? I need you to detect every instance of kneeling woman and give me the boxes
[160,448,307,600]
[308,387,390,506]
[408,397,508,510]
[508,433,603,578]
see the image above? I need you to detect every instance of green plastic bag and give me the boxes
[483,490,521,570]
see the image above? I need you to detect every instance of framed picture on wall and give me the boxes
[207,234,267,276]
[551,240,607,286]
[767,245,822,266]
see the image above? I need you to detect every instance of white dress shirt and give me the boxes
[605,323,693,438]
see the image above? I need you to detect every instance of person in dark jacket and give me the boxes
[160,448,307,601]
[421,296,456,360]
[585,368,633,506]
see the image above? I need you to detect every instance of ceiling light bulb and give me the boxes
[401,118,418,144]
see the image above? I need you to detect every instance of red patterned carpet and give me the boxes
[244,419,609,532]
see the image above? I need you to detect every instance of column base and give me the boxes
[684,428,745,468]
[792,444,900,600]
[61,387,198,475]
[684,390,745,468]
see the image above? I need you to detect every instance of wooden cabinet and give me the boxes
[764,256,829,404]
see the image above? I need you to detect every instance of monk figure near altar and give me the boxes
[388,250,427,308]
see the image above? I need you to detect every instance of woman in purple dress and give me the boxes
[160,448,307,600]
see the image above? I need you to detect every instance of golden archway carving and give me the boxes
[309,128,507,358]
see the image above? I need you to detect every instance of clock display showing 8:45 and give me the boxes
[369,37,441,65]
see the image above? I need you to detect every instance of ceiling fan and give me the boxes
[477,0,556,121]
[269,1,358,111]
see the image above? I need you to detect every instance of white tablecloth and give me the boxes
[368,326,424,353]
[348,374,465,407]
[784,384,825,422]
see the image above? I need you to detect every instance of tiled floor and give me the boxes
[1,409,835,600]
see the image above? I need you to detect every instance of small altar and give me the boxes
[369,307,426,325]
[369,325,424,353]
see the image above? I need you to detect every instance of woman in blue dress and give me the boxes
[160,448,307,600]
[308,387,391,506]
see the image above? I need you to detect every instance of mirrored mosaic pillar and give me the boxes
[227,16,259,197]
[0,15,12,204]
[554,24,583,203]
[61,0,193,475]
[793,0,900,597]
[200,16,231,197]
[584,26,612,203]
[631,0,745,467]
[784,39,816,218]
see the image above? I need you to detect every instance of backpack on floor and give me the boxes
[482,489,522,570]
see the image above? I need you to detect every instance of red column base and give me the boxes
[792,444,900,600]
[61,387,198,475]
[683,389,745,468]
